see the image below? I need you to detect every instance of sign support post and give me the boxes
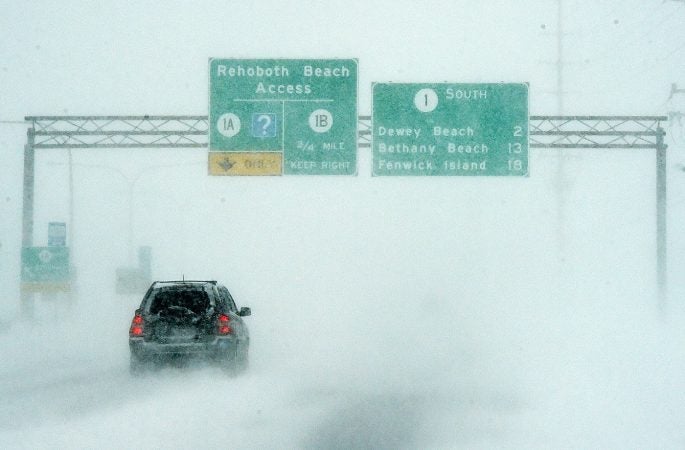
[20,114,670,313]
[21,128,35,318]
[656,126,667,310]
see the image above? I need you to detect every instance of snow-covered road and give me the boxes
[2,289,684,449]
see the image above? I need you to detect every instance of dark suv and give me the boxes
[128,280,251,374]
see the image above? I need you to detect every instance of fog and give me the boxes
[1,1,685,448]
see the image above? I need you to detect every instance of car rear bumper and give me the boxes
[129,336,237,359]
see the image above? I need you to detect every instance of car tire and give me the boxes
[235,344,249,373]
[130,355,150,376]
[214,347,240,375]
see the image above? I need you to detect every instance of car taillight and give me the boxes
[217,314,232,335]
[129,314,144,337]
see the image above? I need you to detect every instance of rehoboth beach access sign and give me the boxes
[209,58,358,176]
[372,83,529,176]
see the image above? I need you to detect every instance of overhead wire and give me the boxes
[655,40,685,61]
[578,3,683,64]
[565,0,659,40]
[0,120,29,124]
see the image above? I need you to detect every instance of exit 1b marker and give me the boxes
[309,109,332,133]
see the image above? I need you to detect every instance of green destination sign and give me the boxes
[373,83,529,176]
[209,58,358,175]
[21,246,70,283]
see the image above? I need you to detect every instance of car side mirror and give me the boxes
[239,307,251,317]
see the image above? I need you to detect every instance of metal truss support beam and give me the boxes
[25,115,667,150]
[529,116,667,148]
[529,115,669,310]
[21,114,670,310]
[25,115,208,148]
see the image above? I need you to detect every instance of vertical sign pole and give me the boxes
[68,147,76,305]
[68,148,74,252]
[21,127,35,318]
[656,126,667,312]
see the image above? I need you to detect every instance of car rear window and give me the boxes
[148,287,211,315]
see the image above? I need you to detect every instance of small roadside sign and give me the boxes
[48,222,67,246]
[116,267,150,295]
[21,246,70,292]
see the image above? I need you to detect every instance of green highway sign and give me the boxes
[21,246,70,283]
[209,58,358,175]
[372,83,529,176]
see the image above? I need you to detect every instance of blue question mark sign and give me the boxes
[252,113,276,137]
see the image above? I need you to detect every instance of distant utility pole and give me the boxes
[555,0,568,272]
[556,0,564,114]
[670,83,684,180]
[669,83,685,100]
[670,111,684,124]
[669,82,684,128]
[664,82,683,310]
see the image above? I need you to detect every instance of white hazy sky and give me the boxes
[1,1,685,449]
[0,0,682,117]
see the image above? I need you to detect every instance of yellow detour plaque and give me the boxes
[209,152,283,176]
